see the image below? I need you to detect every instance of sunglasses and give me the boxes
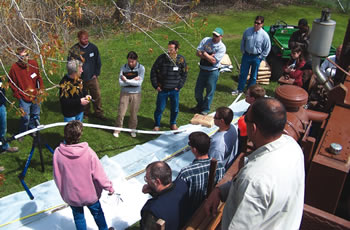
[254,21,262,25]
[212,33,220,38]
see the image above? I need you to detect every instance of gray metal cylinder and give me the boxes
[308,19,336,57]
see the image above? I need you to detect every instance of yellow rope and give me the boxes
[0,204,67,228]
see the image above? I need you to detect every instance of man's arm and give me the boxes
[150,55,162,89]
[124,65,145,87]
[196,37,216,64]
[8,66,20,100]
[260,33,271,59]
[204,181,231,217]
[140,210,159,230]
[94,46,102,77]
[200,51,217,64]
[177,56,187,89]
[240,30,247,54]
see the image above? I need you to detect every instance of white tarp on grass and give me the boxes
[0,98,249,230]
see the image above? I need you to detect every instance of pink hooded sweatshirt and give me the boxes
[53,142,114,207]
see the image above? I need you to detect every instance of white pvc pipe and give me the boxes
[0,122,187,146]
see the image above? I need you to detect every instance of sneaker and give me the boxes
[130,132,136,138]
[6,147,19,153]
[200,111,208,115]
[153,126,160,131]
[170,124,178,130]
[113,131,119,138]
[231,90,242,95]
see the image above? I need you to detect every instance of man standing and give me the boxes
[232,16,271,95]
[59,59,90,122]
[193,28,226,115]
[288,18,310,59]
[0,78,18,153]
[150,40,187,131]
[177,131,225,219]
[113,51,145,138]
[68,30,105,120]
[209,107,238,170]
[9,47,44,135]
[205,98,305,229]
[141,161,188,230]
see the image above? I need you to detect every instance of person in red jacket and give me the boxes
[283,45,306,87]
[9,47,44,136]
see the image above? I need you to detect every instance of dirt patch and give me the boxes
[223,34,242,41]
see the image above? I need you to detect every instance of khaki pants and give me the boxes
[115,92,141,131]
[83,77,103,116]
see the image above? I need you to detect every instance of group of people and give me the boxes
[53,103,238,230]
[0,14,312,230]
[60,27,228,137]
[140,97,305,229]
[283,18,343,89]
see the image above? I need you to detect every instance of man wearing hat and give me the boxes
[232,16,271,95]
[192,27,226,115]
[289,18,311,63]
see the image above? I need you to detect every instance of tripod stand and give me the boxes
[18,118,54,200]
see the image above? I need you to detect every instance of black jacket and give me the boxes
[68,42,102,82]
[150,53,187,90]
[59,75,87,117]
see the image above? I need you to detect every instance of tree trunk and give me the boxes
[112,0,132,23]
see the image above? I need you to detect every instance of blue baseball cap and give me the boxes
[213,27,224,36]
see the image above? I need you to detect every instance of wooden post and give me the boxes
[207,158,218,197]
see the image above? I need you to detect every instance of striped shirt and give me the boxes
[177,157,225,215]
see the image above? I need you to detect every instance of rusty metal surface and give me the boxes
[306,104,350,214]
[317,105,350,165]
[275,85,308,108]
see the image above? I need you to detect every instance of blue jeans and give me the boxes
[64,112,84,122]
[19,99,40,133]
[237,53,262,91]
[154,89,179,127]
[70,200,108,230]
[0,105,9,151]
[194,69,219,113]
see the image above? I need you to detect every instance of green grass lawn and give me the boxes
[0,4,347,198]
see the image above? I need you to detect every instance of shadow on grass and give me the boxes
[44,97,61,114]
[216,83,234,93]
[7,118,19,135]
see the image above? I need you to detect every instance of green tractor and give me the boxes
[263,21,336,81]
